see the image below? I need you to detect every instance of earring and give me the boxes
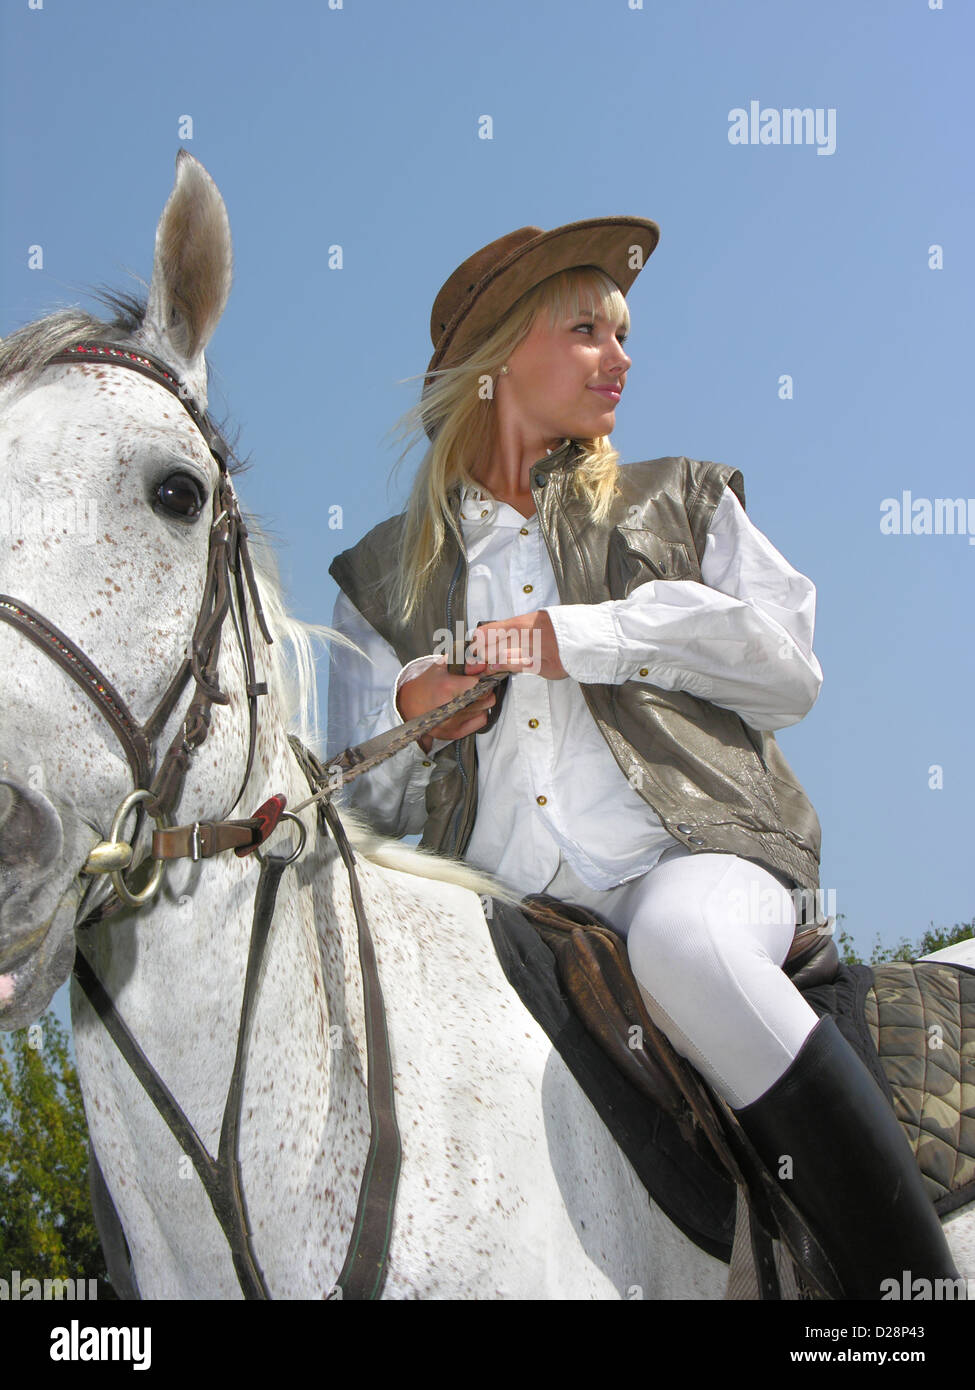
[499,365,510,375]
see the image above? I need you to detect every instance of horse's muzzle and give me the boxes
[0,776,66,969]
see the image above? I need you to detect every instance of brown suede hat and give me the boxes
[427,216,660,376]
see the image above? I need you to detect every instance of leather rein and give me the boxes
[0,342,496,1299]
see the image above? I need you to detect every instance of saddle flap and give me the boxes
[523,895,726,1168]
[784,930,839,990]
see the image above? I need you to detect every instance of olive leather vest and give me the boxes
[329,444,822,896]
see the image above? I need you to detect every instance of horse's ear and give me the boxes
[139,150,232,405]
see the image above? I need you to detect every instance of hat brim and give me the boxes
[427,216,659,376]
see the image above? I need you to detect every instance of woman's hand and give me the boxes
[468,611,568,681]
[396,613,566,753]
[396,658,498,752]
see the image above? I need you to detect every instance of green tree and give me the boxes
[0,1012,113,1296]
[833,913,975,966]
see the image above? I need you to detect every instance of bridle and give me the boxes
[0,343,277,907]
[0,342,408,1298]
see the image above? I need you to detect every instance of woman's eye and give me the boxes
[154,472,207,519]
[573,321,595,334]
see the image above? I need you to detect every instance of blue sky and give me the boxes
[1,0,972,1024]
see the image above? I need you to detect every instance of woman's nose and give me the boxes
[605,338,631,374]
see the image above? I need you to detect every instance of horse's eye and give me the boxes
[155,472,207,519]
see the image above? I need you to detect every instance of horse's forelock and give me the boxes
[0,292,145,386]
[0,293,247,477]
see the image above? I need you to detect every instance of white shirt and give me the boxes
[327,481,822,896]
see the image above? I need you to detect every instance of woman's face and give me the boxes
[498,299,632,445]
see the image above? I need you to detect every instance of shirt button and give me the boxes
[638,667,649,677]
[676,823,693,835]
[523,584,533,594]
[519,527,529,536]
[536,795,547,806]
[528,718,539,729]
[480,509,489,518]
[534,473,545,487]
[421,759,432,767]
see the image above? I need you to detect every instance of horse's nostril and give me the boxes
[0,778,63,872]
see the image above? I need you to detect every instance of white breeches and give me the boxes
[544,846,821,1109]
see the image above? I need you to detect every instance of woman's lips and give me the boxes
[589,386,622,401]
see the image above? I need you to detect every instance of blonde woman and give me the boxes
[327,220,957,1298]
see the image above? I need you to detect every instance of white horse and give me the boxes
[0,153,971,1301]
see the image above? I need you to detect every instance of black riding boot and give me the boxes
[734,1015,962,1299]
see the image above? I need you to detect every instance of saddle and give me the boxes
[487,895,975,1300]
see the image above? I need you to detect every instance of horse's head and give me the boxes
[0,152,247,1028]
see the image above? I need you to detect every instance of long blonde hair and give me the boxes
[391,266,629,620]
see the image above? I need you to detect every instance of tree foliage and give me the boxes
[834,913,975,966]
[0,1012,113,1295]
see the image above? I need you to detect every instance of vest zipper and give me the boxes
[444,540,475,854]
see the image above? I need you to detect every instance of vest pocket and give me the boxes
[610,526,699,594]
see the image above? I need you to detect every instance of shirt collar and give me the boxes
[457,485,533,527]
[454,440,577,522]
